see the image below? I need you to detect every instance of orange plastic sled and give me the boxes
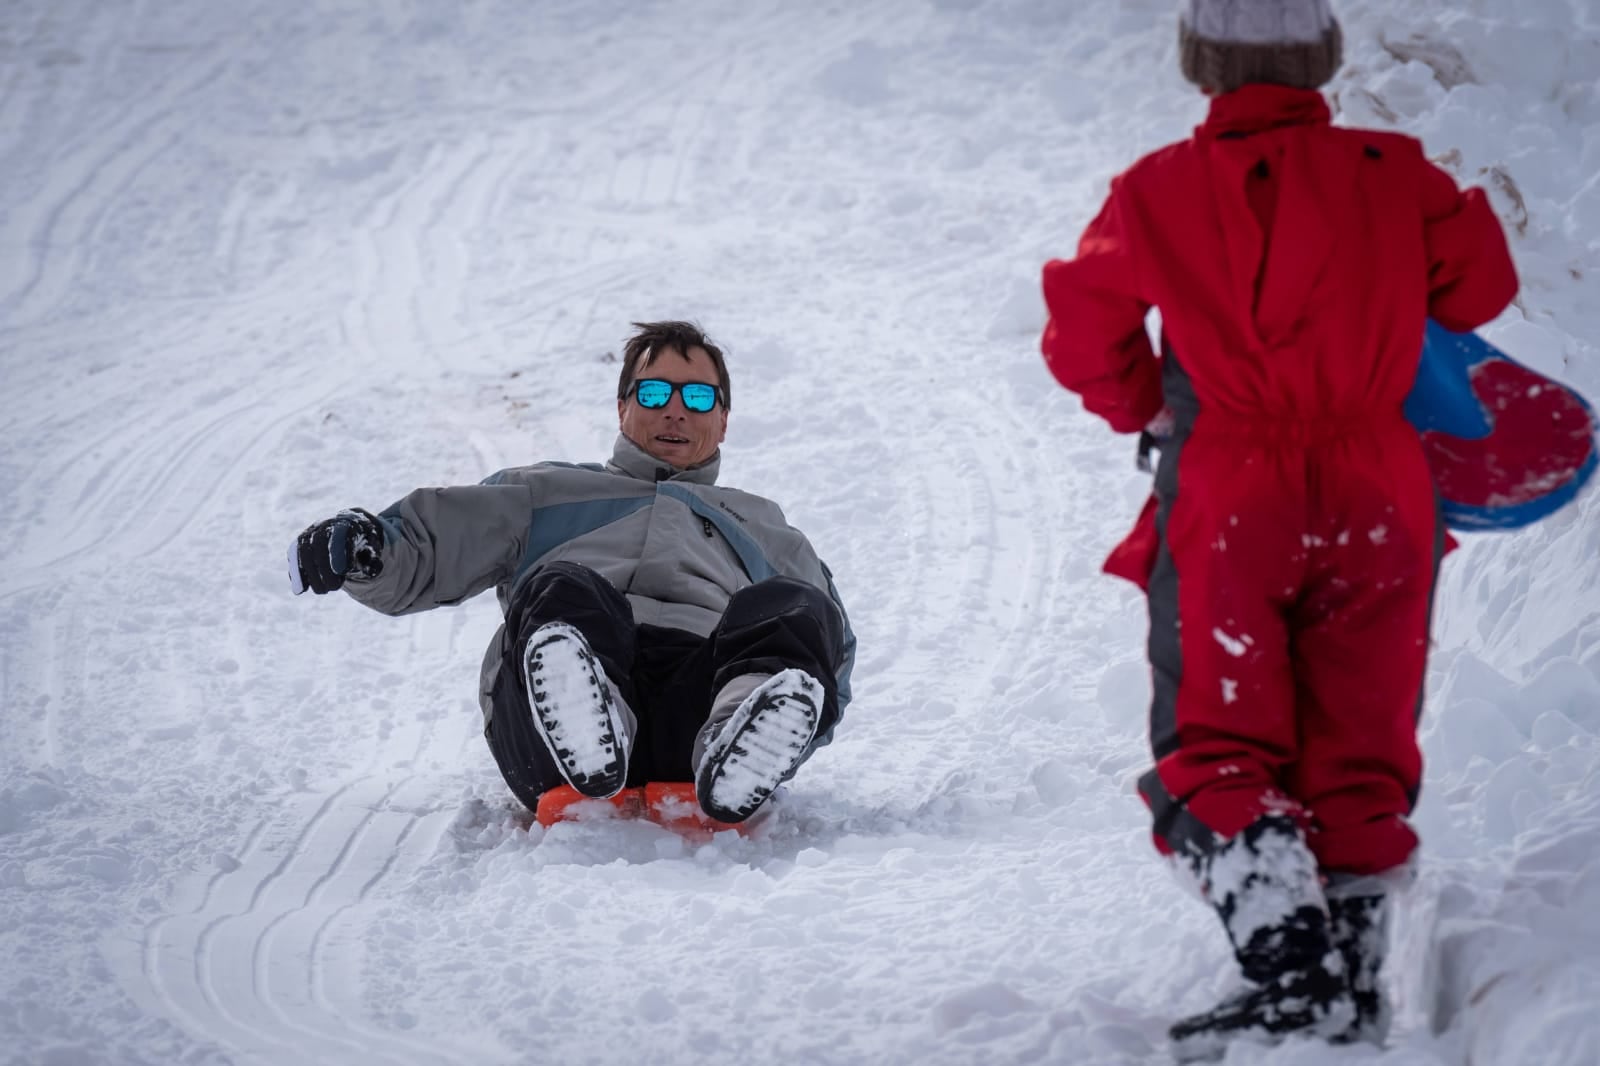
[534,782,755,835]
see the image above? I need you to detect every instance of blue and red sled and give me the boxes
[1407,321,1597,530]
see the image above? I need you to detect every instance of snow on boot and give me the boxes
[1169,814,1355,1061]
[695,669,821,823]
[1327,888,1393,1045]
[522,622,635,798]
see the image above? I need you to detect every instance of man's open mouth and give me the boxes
[656,434,689,444]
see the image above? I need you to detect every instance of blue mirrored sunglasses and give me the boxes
[629,379,721,413]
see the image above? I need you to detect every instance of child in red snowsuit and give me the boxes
[1040,0,1517,1055]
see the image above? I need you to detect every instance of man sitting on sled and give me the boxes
[288,320,855,826]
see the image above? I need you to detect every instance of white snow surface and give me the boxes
[3,0,1599,1063]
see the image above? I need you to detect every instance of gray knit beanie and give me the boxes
[1178,0,1343,94]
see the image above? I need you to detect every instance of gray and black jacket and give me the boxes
[343,434,855,726]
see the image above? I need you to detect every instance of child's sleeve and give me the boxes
[1417,156,1519,332]
[1040,179,1164,434]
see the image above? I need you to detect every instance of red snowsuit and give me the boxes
[1041,85,1517,875]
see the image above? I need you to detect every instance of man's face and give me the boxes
[617,344,728,469]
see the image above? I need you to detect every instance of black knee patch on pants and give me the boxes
[507,561,637,691]
[484,568,847,811]
[484,563,637,810]
[711,577,846,738]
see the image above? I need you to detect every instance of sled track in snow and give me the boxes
[141,774,462,1065]
[127,599,478,1063]
[335,136,518,378]
[0,367,359,602]
[1,39,233,328]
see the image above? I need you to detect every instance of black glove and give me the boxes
[288,509,385,595]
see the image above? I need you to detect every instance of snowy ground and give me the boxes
[3,0,1598,1063]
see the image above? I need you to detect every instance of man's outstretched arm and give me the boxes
[289,481,534,616]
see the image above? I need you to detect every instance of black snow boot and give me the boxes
[522,621,636,798]
[694,669,821,823]
[1169,814,1355,1062]
[1326,889,1393,1045]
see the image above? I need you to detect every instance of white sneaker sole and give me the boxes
[697,669,821,823]
[523,623,629,798]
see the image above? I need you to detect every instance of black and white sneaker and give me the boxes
[523,622,632,798]
[695,669,821,823]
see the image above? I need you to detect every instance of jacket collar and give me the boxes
[608,432,721,485]
[1196,84,1331,141]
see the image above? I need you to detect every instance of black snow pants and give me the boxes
[484,562,846,811]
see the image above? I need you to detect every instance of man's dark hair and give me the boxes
[616,321,732,411]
